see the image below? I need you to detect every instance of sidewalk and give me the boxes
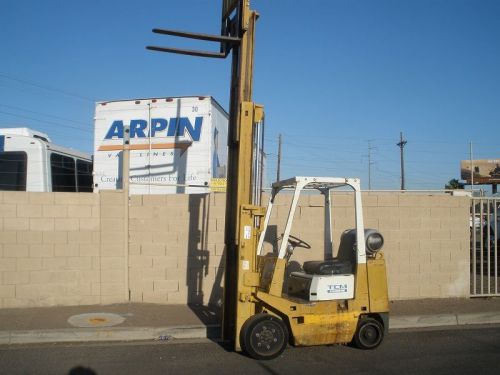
[1,298,500,345]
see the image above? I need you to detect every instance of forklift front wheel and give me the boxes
[352,317,384,350]
[240,313,289,360]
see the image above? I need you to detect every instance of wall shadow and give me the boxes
[184,202,285,341]
[187,193,221,337]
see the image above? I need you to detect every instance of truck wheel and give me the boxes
[352,317,384,349]
[240,313,289,360]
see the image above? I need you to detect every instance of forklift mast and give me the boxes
[147,0,262,347]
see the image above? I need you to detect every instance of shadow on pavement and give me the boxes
[68,366,97,375]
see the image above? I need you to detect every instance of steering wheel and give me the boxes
[287,235,311,249]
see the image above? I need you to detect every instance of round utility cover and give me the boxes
[67,313,126,328]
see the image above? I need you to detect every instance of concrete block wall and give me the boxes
[0,191,102,308]
[377,194,468,299]
[99,191,127,304]
[128,193,225,306]
[0,190,470,308]
[261,192,470,300]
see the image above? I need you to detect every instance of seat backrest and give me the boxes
[337,229,357,264]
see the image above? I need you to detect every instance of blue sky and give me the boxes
[0,0,499,190]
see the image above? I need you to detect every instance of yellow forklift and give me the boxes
[148,0,389,360]
[237,176,389,359]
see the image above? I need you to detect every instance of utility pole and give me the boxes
[276,133,282,182]
[470,141,474,192]
[368,140,375,190]
[397,132,407,190]
[122,125,130,301]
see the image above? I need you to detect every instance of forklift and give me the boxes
[147,0,389,360]
[237,176,389,359]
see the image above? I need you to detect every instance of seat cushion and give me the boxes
[302,260,353,275]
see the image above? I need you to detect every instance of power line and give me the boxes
[0,72,94,103]
[0,103,91,127]
[0,110,92,133]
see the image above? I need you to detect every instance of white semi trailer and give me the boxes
[93,96,228,194]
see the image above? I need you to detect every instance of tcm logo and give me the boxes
[104,117,203,142]
[327,284,348,294]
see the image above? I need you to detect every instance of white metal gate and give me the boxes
[470,198,500,296]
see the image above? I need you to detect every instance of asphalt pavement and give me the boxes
[2,327,500,375]
[1,298,500,345]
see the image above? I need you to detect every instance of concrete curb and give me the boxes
[0,325,219,345]
[456,312,500,326]
[390,312,500,330]
[2,312,500,345]
[389,314,458,329]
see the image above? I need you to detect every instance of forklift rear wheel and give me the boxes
[352,317,384,349]
[240,313,289,360]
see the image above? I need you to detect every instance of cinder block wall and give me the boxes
[0,191,102,307]
[259,192,470,300]
[127,193,225,306]
[0,190,470,308]
[369,193,470,300]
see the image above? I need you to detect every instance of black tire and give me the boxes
[240,313,289,360]
[352,317,384,349]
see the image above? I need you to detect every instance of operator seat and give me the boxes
[302,229,360,275]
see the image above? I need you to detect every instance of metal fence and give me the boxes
[470,198,500,296]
